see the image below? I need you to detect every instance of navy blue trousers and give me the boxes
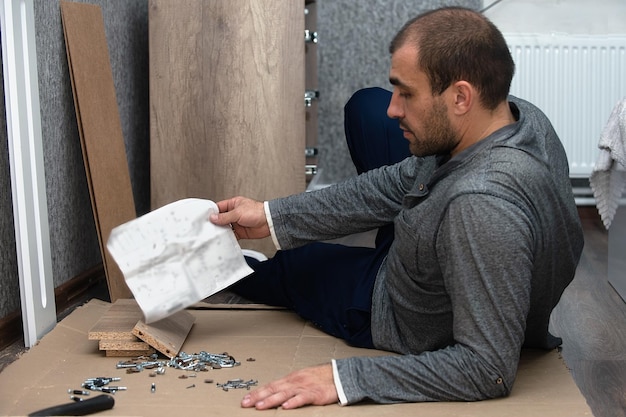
[231,87,411,348]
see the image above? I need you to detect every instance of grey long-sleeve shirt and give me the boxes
[267,96,584,404]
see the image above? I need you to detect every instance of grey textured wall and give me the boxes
[315,0,482,184]
[0,0,149,319]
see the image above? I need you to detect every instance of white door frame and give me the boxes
[1,0,56,348]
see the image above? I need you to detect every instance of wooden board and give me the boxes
[87,299,143,341]
[60,1,136,301]
[88,299,194,358]
[149,0,306,256]
[133,310,196,358]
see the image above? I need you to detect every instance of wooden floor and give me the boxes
[550,208,626,417]
[1,208,624,416]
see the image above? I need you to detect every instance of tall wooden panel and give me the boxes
[149,0,306,255]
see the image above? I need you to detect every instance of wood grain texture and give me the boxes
[87,298,142,340]
[133,310,195,358]
[149,0,306,255]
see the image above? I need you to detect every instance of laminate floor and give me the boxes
[1,209,624,416]
[550,210,626,417]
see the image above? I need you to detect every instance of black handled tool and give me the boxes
[28,394,114,416]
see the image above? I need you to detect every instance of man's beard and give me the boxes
[408,99,458,157]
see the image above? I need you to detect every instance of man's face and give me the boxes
[387,45,459,157]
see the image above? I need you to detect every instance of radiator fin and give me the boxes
[505,34,626,178]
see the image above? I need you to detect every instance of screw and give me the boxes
[151,383,156,393]
[68,389,90,396]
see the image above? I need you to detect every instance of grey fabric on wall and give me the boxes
[315,0,482,184]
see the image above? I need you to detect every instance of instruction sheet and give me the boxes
[106,198,253,323]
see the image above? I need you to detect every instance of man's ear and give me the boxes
[450,81,473,115]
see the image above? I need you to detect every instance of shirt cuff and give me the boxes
[331,359,348,405]
[263,201,281,250]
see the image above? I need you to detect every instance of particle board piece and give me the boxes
[88,299,148,356]
[98,339,152,351]
[105,348,156,357]
[132,310,196,358]
[87,298,143,341]
[88,299,194,358]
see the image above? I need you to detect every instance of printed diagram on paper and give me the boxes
[107,199,253,323]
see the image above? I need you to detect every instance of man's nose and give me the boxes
[387,92,402,119]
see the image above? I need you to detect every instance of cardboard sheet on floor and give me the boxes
[0,300,593,417]
[60,1,136,301]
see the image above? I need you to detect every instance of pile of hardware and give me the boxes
[116,351,240,373]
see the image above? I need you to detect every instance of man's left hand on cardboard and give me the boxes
[241,364,338,410]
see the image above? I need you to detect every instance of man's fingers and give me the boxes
[209,211,234,226]
[241,386,290,409]
[214,197,239,213]
[280,392,317,410]
[240,365,337,410]
[242,388,312,410]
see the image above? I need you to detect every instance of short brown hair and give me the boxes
[389,7,514,110]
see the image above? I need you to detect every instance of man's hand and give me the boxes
[241,364,339,410]
[209,196,270,240]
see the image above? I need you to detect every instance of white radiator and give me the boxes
[505,33,626,178]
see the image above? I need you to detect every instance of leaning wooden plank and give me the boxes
[88,299,142,340]
[132,310,195,358]
[60,1,136,301]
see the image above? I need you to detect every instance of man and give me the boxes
[210,6,584,410]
